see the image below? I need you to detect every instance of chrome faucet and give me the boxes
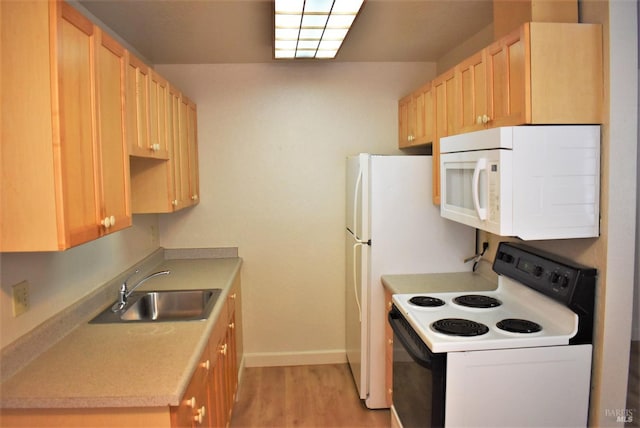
[111,269,171,312]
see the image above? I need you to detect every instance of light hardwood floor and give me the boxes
[229,364,390,428]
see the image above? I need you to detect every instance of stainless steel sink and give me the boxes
[90,289,222,323]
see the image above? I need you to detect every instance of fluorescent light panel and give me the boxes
[274,0,364,59]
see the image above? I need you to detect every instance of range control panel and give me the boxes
[493,242,597,306]
[493,241,597,345]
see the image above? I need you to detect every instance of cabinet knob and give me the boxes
[482,114,491,124]
[201,359,210,371]
[186,396,196,408]
[230,293,237,300]
[172,199,178,206]
[219,343,228,356]
[476,115,483,125]
[101,216,114,229]
[194,406,206,424]
[191,194,199,201]
[229,322,235,330]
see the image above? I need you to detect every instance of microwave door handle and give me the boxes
[472,158,488,220]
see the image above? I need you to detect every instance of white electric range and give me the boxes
[389,242,597,428]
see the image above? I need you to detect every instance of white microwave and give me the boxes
[440,126,600,240]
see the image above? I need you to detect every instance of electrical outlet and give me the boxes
[12,280,30,317]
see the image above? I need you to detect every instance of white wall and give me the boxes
[635,14,640,342]
[597,1,638,424]
[635,65,640,342]
[0,215,159,349]
[156,62,436,364]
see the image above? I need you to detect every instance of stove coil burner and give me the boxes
[431,318,489,337]
[496,318,542,334]
[408,296,446,308]
[453,294,502,308]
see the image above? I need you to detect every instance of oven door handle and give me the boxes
[388,308,434,369]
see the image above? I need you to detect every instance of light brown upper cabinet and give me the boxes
[456,22,603,132]
[129,86,199,213]
[95,28,132,238]
[398,94,414,148]
[1,1,131,252]
[397,22,602,205]
[186,99,200,205]
[126,53,169,159]
[148,70,171,159]
[398,82,434,148]
[485,22,602,127]
[455,50,489,134]
[432,68,456,205]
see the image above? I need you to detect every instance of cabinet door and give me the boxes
[95,29,131,234]
[178,96,192,207]
[126,53,152,157]
[149,70,170,159]
[186,99,200,205]
[413,82,434,146]
[168,90,190,210]
[397,94,415,148]
[486,25,527,127]
[57,2,102,246]
[167,86,183,210]
[208,312,231,428]
[456,50,489,133]
[228,276,243,379]
[171,347,211,428]
[432,68,456,205]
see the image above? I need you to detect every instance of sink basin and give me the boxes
[90,289,222,323]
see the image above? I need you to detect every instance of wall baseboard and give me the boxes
[243,350,347,368]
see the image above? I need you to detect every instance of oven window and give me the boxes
[389,306,446,428]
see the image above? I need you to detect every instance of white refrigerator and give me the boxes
[345,154,474,409]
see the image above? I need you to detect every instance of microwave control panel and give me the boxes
[488,162,500,222]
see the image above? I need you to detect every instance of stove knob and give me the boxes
[550,272,561,284]
[561,275,571,288]
[533,266,544,277]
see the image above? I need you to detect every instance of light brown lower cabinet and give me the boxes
[1,278,243,428]
[171,345,212,427]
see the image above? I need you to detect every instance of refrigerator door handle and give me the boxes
[352,242,364,322]
[353,165,363,239]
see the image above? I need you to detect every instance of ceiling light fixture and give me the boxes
[274,0,365,59]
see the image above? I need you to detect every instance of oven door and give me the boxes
[440,148,512,236]
[389,305,446,428]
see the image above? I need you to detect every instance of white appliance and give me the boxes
[440,125,600,240]
[345,154,474,409]
[390,242,597,427]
